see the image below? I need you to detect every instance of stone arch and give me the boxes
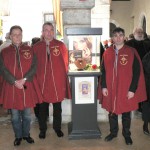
[142,16,146,32]
[138,12,146,32]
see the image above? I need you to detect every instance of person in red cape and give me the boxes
[100,27,147,145]
[30,37,50,120]
[0,25,43,146]
[32,22,71,139]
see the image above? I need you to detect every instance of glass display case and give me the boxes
[66,28,102,73]
[66,28,102,140]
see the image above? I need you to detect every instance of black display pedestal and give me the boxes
[68,72,102,140]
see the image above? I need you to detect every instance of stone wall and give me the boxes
[110,0,150,37]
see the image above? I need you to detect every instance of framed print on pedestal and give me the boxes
[75,77,94,104]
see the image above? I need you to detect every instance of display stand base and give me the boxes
[68,122,102,140]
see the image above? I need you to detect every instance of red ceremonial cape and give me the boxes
[0,44,43,110]
[98,45,147,114]
[33,39,71,103]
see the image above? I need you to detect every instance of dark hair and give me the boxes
[31,37,41,46]
[9,25,22,34]
[112,27,125,35]
[0,40,3,45]
[129,33,134,39]
[42,22,54,31]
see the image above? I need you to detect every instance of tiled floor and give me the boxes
[0,111,150,150]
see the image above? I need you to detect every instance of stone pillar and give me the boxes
[91,0,111,121]
[91,0,111,41]
[59,0,95,123]
[60,0,95,45]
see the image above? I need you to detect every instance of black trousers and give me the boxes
[38,102,62,132]
[34,103,49,118]
[142,101,150,122]
[108,112,131,138]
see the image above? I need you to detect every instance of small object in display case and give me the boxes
[69,50,87,71]
[74,58,86,71]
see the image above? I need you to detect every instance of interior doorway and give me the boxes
[110,22,116,37]
[142,16,146,32]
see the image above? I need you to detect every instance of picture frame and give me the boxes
[44,13,54,22]
[75,77,94,104]
[66,27,102,72]
[68,35,100,72]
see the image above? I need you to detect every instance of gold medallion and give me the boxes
[53,46,60,56]
[23,50,31,59]
[120,54,128,65]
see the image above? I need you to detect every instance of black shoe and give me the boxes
[23,136,34,143]
[105,134,117,142]
[124,137,133,145]
[39,131,46,139]
[14,138,22,146]
[55,130,64,137]
[143,124,150,135]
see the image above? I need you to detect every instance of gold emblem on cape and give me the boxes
[120,54,128,65]
[23,50,31,59]
[52,46,60,56]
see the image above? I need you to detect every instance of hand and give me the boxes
[127,91,134,99]
[102,88,108,96]
[14,79,26,89]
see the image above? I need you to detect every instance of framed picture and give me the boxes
[69,50,82,71]
[69,36,92,63]
[44,13,54,22]
[66,27,102,72]
[75,77,94,104]
[68,35,100,72]
[69,50,82,63]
